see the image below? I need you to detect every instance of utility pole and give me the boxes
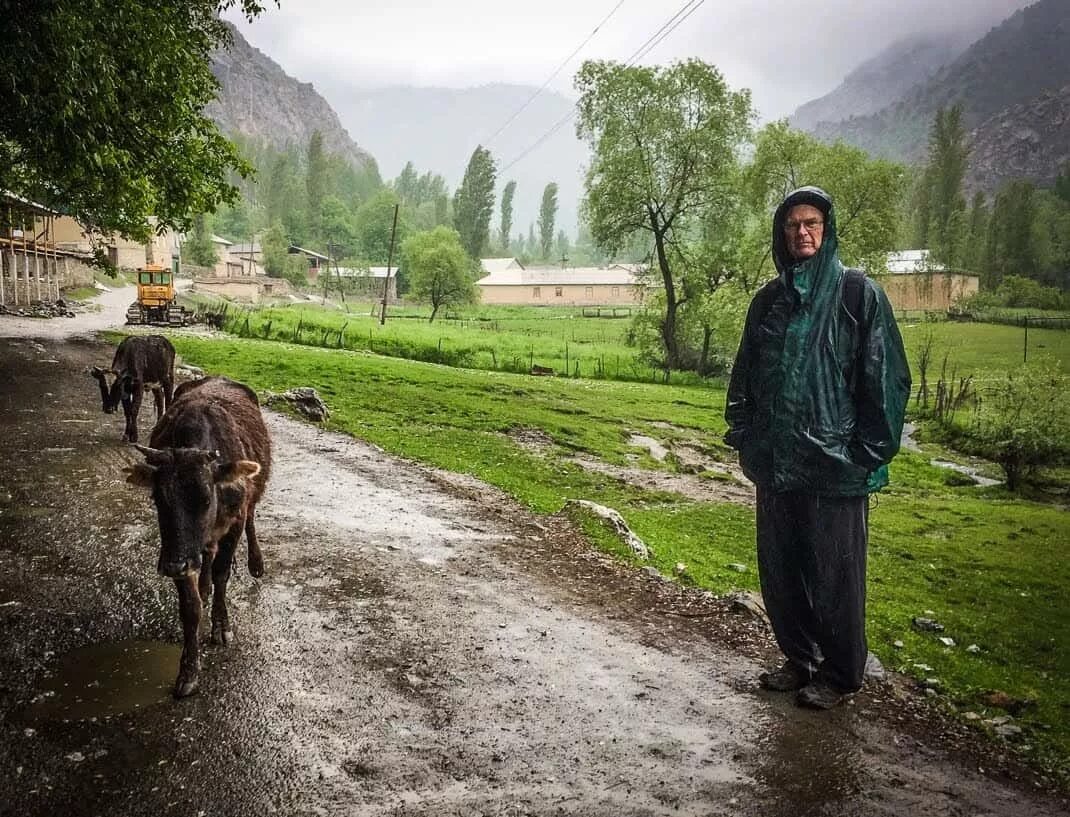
[379,203,400,326]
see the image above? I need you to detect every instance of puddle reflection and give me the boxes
[27,640,180,720]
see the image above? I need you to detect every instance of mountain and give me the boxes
[801,0,1070,183]
[967,84,1070,193]
[790,30,976,133]
[316,82,588,240]
[206,24,377,173]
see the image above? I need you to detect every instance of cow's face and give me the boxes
[126,447,260,579]
[88,367,125,413]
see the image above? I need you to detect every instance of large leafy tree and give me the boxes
[743,121,905,286]
[354,189,407,264]
[403,227,478,322]
[538,183,559,260]
[0,0,275,240]
[306,130,329,241]
[453,146,496,259]
[576,59,753,370]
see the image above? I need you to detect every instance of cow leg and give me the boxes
[245,510,264,578]
[174,573,202,698]
[199,541,218,604]
[211,522,243,646]
[151,386,165,421]
[123,380,144,443]
[162,376,174,409]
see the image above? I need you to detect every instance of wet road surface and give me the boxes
[0,323,1066,816]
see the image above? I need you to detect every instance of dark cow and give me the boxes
[125,377,272,698]
[90,335,176,443]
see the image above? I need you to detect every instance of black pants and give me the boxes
[755,488,869,692]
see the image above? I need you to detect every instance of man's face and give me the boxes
[783,204,825,260]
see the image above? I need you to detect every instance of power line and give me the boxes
[483,0,628,147]
[498,0,708,174]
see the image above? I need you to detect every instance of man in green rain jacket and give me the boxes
[725,186,911,709]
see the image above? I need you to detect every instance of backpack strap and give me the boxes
[843,268,866,326]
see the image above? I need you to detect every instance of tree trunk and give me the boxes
[699,325,713,375]
[651,223,679,369]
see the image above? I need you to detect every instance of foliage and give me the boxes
[305,131,329,240]
[538,183,559,260]
[969,359,1070,490]
[0,0,276,240]
[743,121,906,281]
[576,59,753,370]
[183,213,219,268]
[453,146,497,259]
[499,180,517,251]
[261,222,305,285]
[912,107,970,268]
[354,189,407,264]
[402,227,478,321]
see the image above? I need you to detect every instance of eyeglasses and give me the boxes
[784,218,824,234]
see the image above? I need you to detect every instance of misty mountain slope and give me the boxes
[323,83,588,238]
[967,84,1070,193]
[807,0,1070,171]
[207,24,377,173]
[790,30,976,132]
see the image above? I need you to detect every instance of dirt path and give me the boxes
[0,308,1065,816]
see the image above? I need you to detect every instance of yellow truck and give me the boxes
[126,264,190,326]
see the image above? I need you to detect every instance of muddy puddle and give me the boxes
[26,640,180,721]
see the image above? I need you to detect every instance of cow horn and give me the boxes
[133,444,172,466]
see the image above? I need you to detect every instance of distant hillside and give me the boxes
[791,30,975,132]
[318,82,588,239]
[207,24,378,173]
[806,0,1070,177]
[967,84,1070,193]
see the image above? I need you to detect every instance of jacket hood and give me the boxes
[772,186,838,276]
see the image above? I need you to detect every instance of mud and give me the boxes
[0,302,1066,816]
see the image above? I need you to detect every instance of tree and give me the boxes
[499,180,517,251]
[743,121,905,279]
[0,0,275,240]
[576,59,753,370]
[402,227,478,321]
[306,131,329,241]
[453,146,496,259]
[556,229,571,263]
[183,213,218,268]
[538,183,559,260]
[925,106,970,268]
[354,189,407,264]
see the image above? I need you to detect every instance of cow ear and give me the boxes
[212,460,260,484]
[124,464,156,488]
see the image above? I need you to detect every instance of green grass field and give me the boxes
[161,332,1070,780]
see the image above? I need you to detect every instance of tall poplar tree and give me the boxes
[538,183,559,260]
[499,180,517,252]
[453,146,497,259]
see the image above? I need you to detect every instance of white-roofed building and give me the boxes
[477,258,650,306]
[869,249,978,311]
[885,249,945,274]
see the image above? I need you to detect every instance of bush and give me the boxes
[967,358,1070,490]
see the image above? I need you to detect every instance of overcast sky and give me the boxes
[226,0,1030,121]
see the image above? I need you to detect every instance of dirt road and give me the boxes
[0,300,1064,816]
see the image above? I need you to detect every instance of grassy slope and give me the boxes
[167,334,1070,776]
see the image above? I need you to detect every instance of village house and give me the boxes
[0,192,96,306]
[329,265,399,302]
[870,249,979,311]
[476,258,648,306]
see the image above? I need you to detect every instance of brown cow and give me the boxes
[125,377,271,698]
[90,335,175,443]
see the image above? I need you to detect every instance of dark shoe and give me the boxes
[796,679,847,710]
[759,661,807,692]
